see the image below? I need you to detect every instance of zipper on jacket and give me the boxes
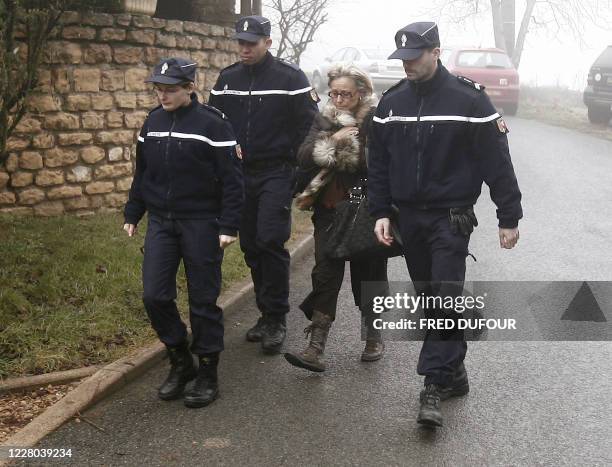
[246,67,254,153]
[165,113,176,218]
[415,96,425,194]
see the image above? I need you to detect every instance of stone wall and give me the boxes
[0,11,239,217]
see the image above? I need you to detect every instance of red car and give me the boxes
[441,47,520,115]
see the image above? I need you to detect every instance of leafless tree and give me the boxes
[422,0,611,68]
[265,0,330,65]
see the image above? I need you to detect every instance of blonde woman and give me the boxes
[285,65,389,372]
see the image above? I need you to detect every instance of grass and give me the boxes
[0,209,312,379]
[516,85,612,142]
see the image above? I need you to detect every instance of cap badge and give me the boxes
[161,62,168,75]
[389,109,393,117]
[401,34,407,47]
[224,84,228,90]
[243,21,249,31]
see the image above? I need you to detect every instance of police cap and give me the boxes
[234,15,271,42]
[145,57,197,85]
[388,21,440,61]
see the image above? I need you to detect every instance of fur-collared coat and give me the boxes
[295,96,377,210]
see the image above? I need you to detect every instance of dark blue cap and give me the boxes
[234,15,271,42]
[145,57,198,85]
[388,22,440,60]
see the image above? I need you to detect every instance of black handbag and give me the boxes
[326,179,403,261]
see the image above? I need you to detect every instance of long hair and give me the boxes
[326,64,374,98]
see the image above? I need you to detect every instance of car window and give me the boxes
[362,49,389,60]
[456,51,513,69]
[594,46,612,66]
[331,48,346,61]
[344,48,359,62]
[440,49,452,66]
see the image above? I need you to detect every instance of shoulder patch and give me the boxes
[202,103,227,120]
[495,116,509,134]
[457,75,485,91]
[382,78,407,96]
[276,58,300,71]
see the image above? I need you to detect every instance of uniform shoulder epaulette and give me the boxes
[202,103,228,120]
[382,78,407,96]
[276,57,300,71]
[147,104,163,116]
[457,75,485,91]
[219,61,240,74]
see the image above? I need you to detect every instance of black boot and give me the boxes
[158,342,196,401]
[184,354,220,408]
[246,315,267,342]
[417,384,443,427]
[438,363,469,401]
[261,314,286,354]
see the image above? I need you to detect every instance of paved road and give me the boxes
[34,118,612,466]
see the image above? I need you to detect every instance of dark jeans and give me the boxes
[142,215,224,355]
[300,205,389,321]
[240,164,295,318]
[398,206,470,387]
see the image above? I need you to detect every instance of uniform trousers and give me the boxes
[398,206,470,387]
[142,215,224,355]
[240,163,295,318]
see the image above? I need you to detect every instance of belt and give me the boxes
[243,157,293,173]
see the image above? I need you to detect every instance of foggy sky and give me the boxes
[262,0,612,90]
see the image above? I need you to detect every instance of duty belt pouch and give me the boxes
[449,206,478,237]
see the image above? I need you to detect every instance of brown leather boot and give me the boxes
[284,311,332,372]
[361,317,385,362]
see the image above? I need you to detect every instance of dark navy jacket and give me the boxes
[368,63,523,228]
[124,94,244,236]
[208,52,318,165]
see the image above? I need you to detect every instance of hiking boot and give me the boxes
[158,342,196,401]
[261,315,287,354]
[361,320,384,362]
[438,363,470,400]
[184,355,219,408]
[246,315,267,342]
[284,311,332,372]
[417,384,443,427]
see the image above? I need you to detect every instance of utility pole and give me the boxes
[501,0,516,57]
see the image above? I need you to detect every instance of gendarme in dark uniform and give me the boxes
[124,58,244,408]
[208,16,318,353]
[368,22,523,427]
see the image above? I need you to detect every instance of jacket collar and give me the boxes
[409,60,448,96]
[170,93,198,119]
[244,51,274,74]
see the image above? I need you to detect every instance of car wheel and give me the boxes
[311,72,323,92]
[503,103,518,116]
[587,105,612,125]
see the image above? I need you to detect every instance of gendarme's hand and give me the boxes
[374,218,394,246]
[123,223,137,237]
[499,227,519,249]
[219,235,237,250]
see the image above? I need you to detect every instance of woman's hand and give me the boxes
[123,223,137,237]
[331,126,359,142]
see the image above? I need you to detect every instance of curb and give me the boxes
[0,234,314,456]
[0,367,101,396]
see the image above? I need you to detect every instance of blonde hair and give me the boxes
[327,64,374,98]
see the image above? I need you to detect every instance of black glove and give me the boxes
[449,207,478,237]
